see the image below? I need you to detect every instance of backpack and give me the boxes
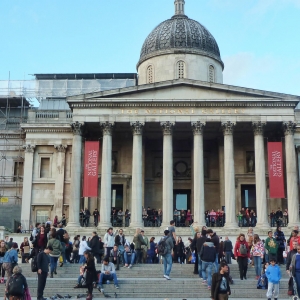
[31,253,39,272]
[157,237,168,256]
[257,274,268,290]
[7,274,24,296]
[239,243,247,255]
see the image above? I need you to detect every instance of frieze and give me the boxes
[24,129,72,133]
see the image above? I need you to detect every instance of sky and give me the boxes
[0,0,300,96]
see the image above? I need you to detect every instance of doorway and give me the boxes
[111,184,123,211]
[241,184,256,211]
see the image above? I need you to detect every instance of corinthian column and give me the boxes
[192,121,206,226]
[222,121,238,228]
[21,144,35,230]
[283,121,299,227]
[98,122,114,229]
[67,122,83,229]
[130,122,144,228]
[253,122,269,228]
[161,121,175,227]
[54,144,67,219]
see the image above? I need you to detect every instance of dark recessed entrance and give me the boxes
[241,184,256,211]
[111,184,123,210]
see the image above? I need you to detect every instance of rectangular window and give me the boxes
[13,161,24,181]
[36,210,49,223]
[40,157,50,178]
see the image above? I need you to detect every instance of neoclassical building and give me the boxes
[4,0,300,231]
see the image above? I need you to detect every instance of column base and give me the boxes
[97,222,112,230]
[223,222,239,229]
[288,222,299,229]
[129,222,144,229]
[66,222,81,231]
[255,222,271,230]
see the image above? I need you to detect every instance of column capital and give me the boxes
[283,121,296,136]
[54,144,67,153]
[23,144,35,153]
[222,121,236,135]
[100,121,115,136]
[130,121,145,135]
[191,121,206,135]
[252,121,266,135]
[161,121,175,135]
[71,121,84,136]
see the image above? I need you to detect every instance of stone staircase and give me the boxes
[0,263,290,299]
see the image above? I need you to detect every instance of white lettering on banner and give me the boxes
[86,150,98,176]
[271,151,282,177]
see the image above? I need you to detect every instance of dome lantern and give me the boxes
[174,0,185,16]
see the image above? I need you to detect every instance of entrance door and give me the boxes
[241,184,256,211]
[173,189,191,226]
[111,184,123,211]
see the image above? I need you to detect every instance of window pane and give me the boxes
[36,210,49,223]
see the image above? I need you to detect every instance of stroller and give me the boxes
[288,275,299,300]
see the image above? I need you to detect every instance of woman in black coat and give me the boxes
[274,226,285,265]
[84,251,97,300]
[176,237,186,264]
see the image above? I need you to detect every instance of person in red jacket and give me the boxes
[234,233,250,280]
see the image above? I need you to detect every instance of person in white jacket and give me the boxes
[103,228,115,258]
[79,236,91,264]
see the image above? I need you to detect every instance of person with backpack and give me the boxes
[158,230,174,280]
[199,237,216,290]
[5,266,28,300]
[47,229,63,278]
[2,243,18,290]
[234,233,250,280]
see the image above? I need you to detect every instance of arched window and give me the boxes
[147,65,153,84]
[177,60,185,79]
[209,65,215,83]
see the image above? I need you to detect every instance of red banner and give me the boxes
[267,142,285,198]
[83,141,100,197]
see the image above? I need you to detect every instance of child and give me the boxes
[265,259,281,300]
[257,262,269,290]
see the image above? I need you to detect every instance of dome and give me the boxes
[137,2,223,69]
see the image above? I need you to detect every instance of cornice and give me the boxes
[24,128,73,133]
[69,101,297,109]
[0,134,25,139]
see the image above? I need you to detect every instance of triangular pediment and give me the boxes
[67,79,300,103]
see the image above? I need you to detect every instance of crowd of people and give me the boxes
[4,218,300,300]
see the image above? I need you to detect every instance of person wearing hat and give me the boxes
[2,242,18,290]
[37,245,53,300]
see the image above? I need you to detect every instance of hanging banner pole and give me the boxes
[83,141,100,197]
[267,142,285,198]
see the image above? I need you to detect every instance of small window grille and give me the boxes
[177,61,185,79]
[147,65,153,84]
[209,65,215,83]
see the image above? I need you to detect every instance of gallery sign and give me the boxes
[267,142,285,198]
[83,141,100,197]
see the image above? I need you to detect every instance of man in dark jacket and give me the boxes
[207,229,220,273]
[200,238,216,289]
[211,261,231,300]
[286,240,298,273]
[37,246,53,300]
[223,236,233,264]
[89,231,101,264]
[160,230,174,280]
[196,230,207,278]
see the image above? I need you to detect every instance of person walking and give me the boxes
[199,238,216,290]
[286,240,298,273]
[291,245,300,298]
[207,229,220,273]
[89,231,101,264]
[78,236,91,264]
[274,226,285,265]
[47,229,63,278]
[265,258,281,300]
[6,266,28,300]
[196,230,207,278]
[84,251,97,300]
[2,243,18,290]
[133,228,146,264]
[160,230,174,280]
[250,234,265,279]
[223,236,233,264]
[93,208,100,227]
[234,233,250,280]
[265,231,278,263]
[37,246,53,300]
[211,261,231,300]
